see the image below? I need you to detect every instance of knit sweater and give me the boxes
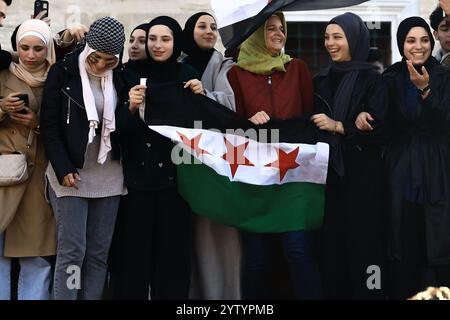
[47,73,126,198]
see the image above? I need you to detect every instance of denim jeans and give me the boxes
[0,233,11,300]
[242,230,322,300]
[48,187,120,300]
[0,233,52,300]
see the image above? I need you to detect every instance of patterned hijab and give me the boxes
[237,12,292,75]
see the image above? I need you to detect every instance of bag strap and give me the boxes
[25,130,35,160]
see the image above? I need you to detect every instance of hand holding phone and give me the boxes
[15,94,29,114]
[34,1,49,19]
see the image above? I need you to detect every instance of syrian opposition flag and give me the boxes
[142,83,329,233]
[211,0,370,49]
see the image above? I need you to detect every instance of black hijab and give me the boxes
[182,12,216,77]
[125,23,150,76]
[326,12,374,177]
[396,17,437,72]
[143,16,183,82]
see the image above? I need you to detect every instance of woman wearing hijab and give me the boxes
[227,12,320,300]
[182,12,235,110]
[312,12,387,300]
[0,19,56,300]
[383,17,450,300]
[113,16,203,300]
[181,12,241,300]
[125,23,150,66]
[40,17,126,300]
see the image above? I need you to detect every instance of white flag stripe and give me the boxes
[210,0,268,28]
[149,125,329,186]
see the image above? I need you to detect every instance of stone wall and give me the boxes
[1,0,442,57]
[1,0,213,53]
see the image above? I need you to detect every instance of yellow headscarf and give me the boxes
[237,12,292,75]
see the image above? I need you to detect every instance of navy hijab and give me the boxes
[326,12,374,177]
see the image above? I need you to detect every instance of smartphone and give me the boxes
[15,94,29,114]
[34,0,49,19]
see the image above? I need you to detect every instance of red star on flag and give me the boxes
[265,147,300,182]
[221,138,254,178]
[177,132,210,157]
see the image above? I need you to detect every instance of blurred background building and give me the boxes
[0,0,441,74]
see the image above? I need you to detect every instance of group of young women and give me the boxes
[0,8,449,300]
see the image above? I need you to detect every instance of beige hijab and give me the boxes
[9,19,56,88]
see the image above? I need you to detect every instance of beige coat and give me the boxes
[0,69,56,257]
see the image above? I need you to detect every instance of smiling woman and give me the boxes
[313,12,387,300]
[181,11,238,300]
[147,24,174,62]
[110,15,204,300]
[226,11,320,300]
[324,23,352,62]
[383,16,450,300]
[403,26,432,65]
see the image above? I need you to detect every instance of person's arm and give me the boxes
[115,93,144,137]
[298,60,315,114]
[56,23,89,48]
[204,59,237,111]
[343,72,388,145]
[40,63,79,184]
[440,0,450,16]
[0,50,12,70]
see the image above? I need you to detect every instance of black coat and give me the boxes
[314,69,388,168]
[40,48,123,183]
[314,69,388,299]
[115,62,199,191]
[383,61,450,265]
[0,49,12,70]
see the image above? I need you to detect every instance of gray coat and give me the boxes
[201,50,236,111]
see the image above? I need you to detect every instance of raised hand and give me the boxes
[406,60,430,90]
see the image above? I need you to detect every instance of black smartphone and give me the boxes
[16,94,29,114]
[34,0,49,19]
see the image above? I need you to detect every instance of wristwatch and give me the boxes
[418,85,430,95]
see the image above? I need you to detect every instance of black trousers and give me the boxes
[110,187,191,300]
[388,200,450,300]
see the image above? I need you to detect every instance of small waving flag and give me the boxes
[211,0,369,49]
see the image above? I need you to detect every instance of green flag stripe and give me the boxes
[177,163,325,233]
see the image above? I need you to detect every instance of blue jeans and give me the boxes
[0,233,52,300]
[48,187,120,300]
[242,231,322,300]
